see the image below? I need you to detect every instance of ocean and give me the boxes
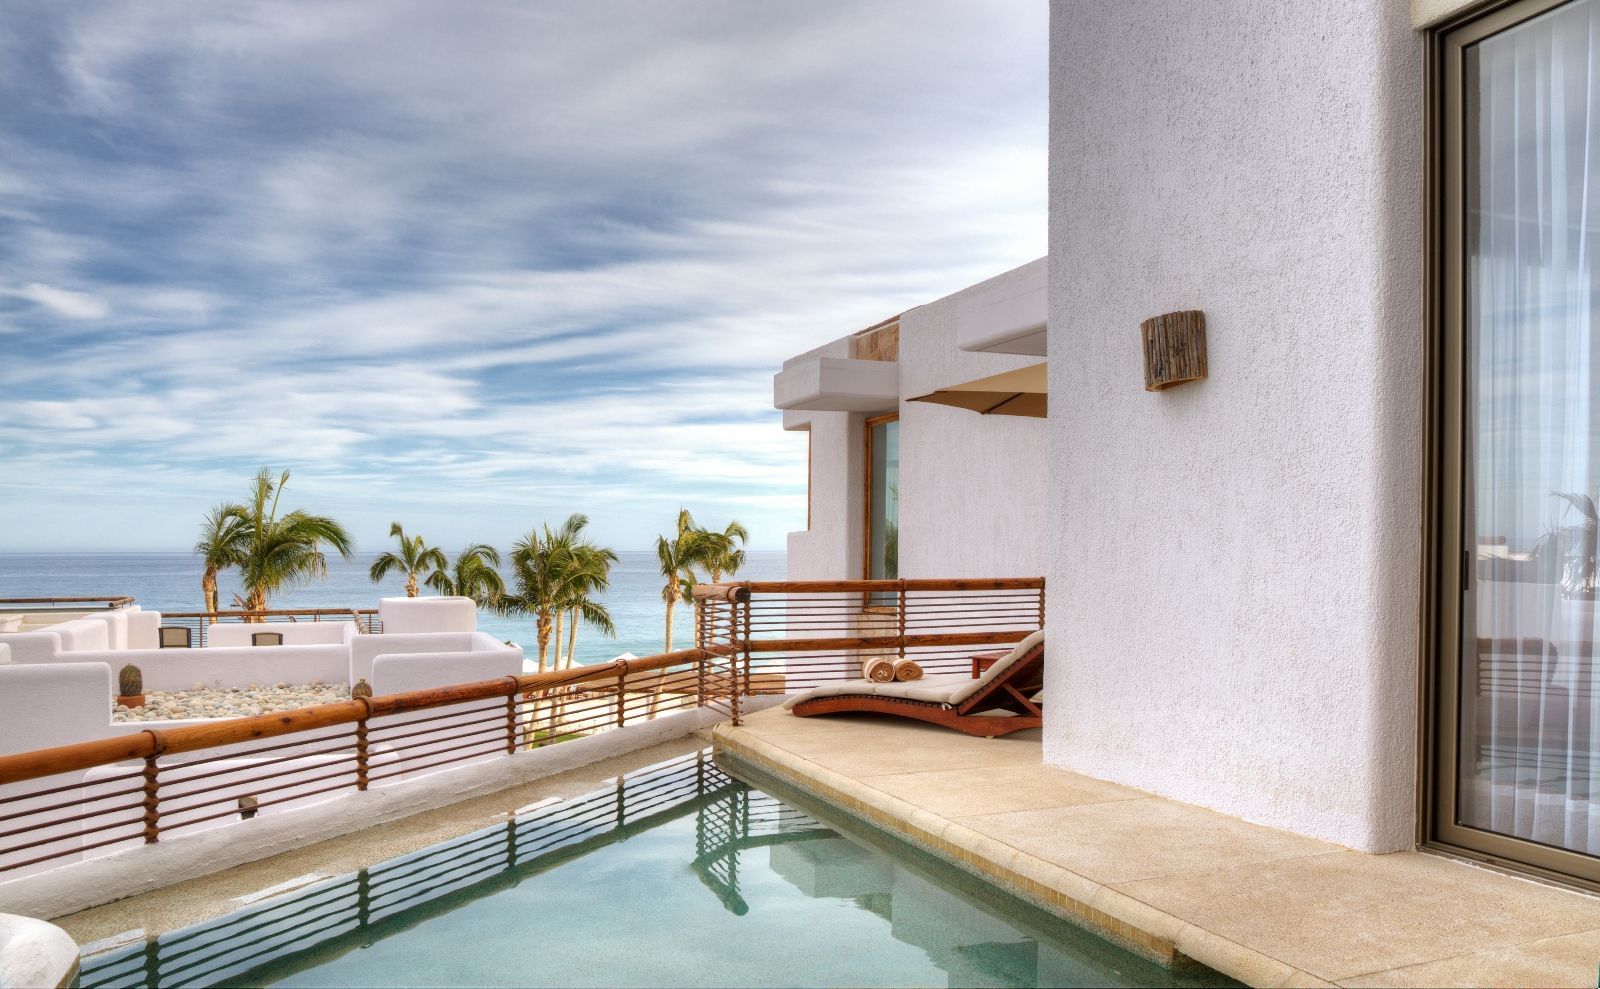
[0,550,785,667]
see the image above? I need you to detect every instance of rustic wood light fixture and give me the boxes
[1140,309,1207,391]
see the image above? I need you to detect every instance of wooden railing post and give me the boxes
[141,752,160,844]
[1037,578,1046,631]
[616,664,628,728]
[355,719,369,792]
[505,690,518,755]
[896,579,908,661]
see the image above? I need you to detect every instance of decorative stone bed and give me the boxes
[113,683,351,722]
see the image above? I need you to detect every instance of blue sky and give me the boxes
[0,1,1046,553]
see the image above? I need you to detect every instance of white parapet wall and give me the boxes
[64,644,350,692]
[378,596,478,634]
[204,621,355,648]
[0,913,78,989]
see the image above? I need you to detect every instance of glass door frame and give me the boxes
[1424,0,1600,888]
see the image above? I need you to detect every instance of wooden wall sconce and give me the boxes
[1140,310,1207,391]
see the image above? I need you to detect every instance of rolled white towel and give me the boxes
[863,658,895,682]
[892,658,922,682]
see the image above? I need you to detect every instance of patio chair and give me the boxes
[783,629,1044,738]
[251,631,284,646]
[158,626,192,649]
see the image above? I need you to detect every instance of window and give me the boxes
[1430,0,1600,885]
[865,414,899,581]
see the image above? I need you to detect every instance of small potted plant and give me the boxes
[117,664,145,709]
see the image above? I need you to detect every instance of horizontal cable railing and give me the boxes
[158,609,384,645]
[0,647,711,879]
[0,576,1043,883]
[694,577,1045,703]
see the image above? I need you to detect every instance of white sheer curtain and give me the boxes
[1462,0,1600,854]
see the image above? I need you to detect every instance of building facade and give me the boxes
[777,0,1600,890]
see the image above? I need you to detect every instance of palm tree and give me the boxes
[425,543,505,605]
[555,540,618,670]
[496,514,589,673]
[695,519,750,582]
[369,522,447,598]
[194,503,249,614]
[656,509,706,653]
[235,468,355,612]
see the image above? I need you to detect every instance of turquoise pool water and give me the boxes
[78,752,1234,988]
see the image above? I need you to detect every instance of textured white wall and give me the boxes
[1045,0,1422,851]
[899,261,1049,579]
[785,260,1049,582]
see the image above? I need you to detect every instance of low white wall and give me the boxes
[0,699,786,920]
[371,648,521,696]
[0,645,10,666]
[349,632,482,685]
[66,644,349,692]
[127,610,160,651]
[48,618,109,653]
[205,622,355,648]
[378,596,477,634]
[0,631,62,664]
[0,664,111,756]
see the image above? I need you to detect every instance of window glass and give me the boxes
[868,418,899,581]
[1457,0,1600,856]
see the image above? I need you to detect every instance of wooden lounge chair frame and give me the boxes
[789,642,1044,738]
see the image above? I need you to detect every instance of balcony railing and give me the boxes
[695,577,1045,724]
[0,577,1043,883]
[160,608,384,644]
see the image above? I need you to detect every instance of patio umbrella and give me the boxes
[907,362,1047,417]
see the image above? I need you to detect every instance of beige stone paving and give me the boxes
[714,706,1600,989]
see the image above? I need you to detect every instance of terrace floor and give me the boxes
[713,706,1600,989]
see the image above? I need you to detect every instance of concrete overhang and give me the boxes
[956,264,1047,356]
[773,357,899,413]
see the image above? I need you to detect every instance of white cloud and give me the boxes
[9,282,108,320]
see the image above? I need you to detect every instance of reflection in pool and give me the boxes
[80,751,1233,988]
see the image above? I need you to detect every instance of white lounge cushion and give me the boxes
[782,628,1045,711]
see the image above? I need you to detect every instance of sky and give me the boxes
[0,1,1046,554]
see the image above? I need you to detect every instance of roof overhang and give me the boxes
[956,264,1047,356]
[773,357,899,414]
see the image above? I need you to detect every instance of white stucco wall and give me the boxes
[1044,0,1422,851]
[898,261,1048,579]
[784,261,1049,582]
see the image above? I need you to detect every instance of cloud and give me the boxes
[8,282,108,319]
[0,0,1045,552]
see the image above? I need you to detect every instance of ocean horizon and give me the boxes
[0,550,785,666]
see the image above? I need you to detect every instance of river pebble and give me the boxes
[113,683,351,722]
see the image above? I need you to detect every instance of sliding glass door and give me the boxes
[1434,0,1600,881]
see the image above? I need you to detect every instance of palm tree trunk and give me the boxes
[202,567,218,615]
[406,572,418,597]
[664,596,675,653]
[565,610,580,671]
[536,611,552,674]
[553,611,565,669]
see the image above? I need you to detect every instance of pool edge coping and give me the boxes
[711,723,1330,989]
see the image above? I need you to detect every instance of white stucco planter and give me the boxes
[0,913,78,989]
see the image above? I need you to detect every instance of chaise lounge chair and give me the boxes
[783,629,1044,737]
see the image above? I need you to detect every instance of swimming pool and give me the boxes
[78,751,1234,988]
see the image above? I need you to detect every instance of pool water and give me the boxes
[79,752,1235,988]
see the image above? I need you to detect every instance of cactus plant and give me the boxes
[118,664,143,697]
[117,664,145,709]
[351,678,373,700]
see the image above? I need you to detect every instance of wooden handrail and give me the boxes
[0,596,136,609]
[161,608,380,619]
[0,648,706,787]
[730,577,1043,593]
